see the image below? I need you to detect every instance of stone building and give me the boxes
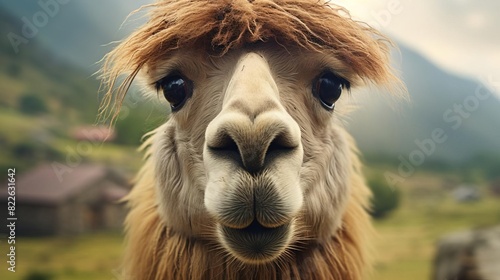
[0,164,130,236]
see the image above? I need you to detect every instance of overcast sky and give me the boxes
[335,0,500,93]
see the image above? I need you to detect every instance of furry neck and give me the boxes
[121,157,372,280]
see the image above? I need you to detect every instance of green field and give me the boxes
[371,171,500,280]
[1,232,124,280]
[2,171,499,280]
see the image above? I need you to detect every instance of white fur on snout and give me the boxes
[203,52,304,235]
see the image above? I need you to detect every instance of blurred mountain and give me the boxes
[347,44,500,163]
[0,7,101,123]
[0,0,150,71]
[1,1,499,165]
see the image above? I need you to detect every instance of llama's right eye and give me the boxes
[156,74,193,111]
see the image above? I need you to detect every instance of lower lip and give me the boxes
[220,221,292,263]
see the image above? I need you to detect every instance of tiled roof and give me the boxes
[1,164,129,205]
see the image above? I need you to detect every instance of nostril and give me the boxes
[207,130,243,165]
[266,132,297,156]
[210,131,239,152]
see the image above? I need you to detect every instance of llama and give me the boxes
[100,1,400,279]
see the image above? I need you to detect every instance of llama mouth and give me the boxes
[219,220,292,263]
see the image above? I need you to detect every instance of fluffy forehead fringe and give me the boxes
[99,0,399,122]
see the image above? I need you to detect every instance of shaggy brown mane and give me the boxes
[100,0,396,123]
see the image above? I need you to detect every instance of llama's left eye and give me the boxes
[312,71,349,111]
[156,74,193,111]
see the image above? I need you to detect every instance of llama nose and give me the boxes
[205,52,301,174]
[207,112,300,173]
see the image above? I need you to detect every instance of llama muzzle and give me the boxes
[203,52,304,263]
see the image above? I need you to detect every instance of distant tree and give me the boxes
[23,270,54,280]
[13,142,36,159]
[114,112,148,145]
[19,94,47,115]
[368,176,400,219]
[113,103,165,145]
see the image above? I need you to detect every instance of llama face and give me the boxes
[102,2,399,276]
[144,45,355,264]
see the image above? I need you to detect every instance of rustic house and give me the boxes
[0,164,130,236]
